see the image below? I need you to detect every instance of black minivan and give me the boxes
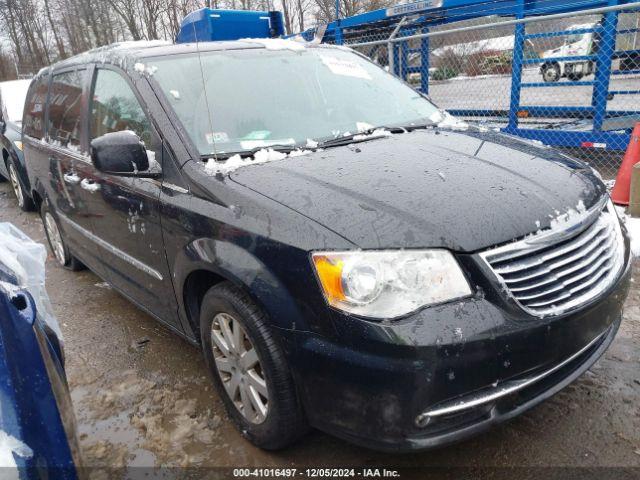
[23,40,631,452]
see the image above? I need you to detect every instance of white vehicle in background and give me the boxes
[540,22,598,82]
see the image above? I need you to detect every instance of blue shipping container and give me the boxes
[176,8,285,43]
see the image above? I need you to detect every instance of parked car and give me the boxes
[0,79,35,211]
[0,223,81,476]
[22,40,631,452]
[540,23,598,82]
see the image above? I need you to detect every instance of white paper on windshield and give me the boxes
[320,55,372,80]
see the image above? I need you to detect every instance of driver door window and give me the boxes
[91,69,154,154]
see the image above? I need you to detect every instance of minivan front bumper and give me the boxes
[281,251,631,452]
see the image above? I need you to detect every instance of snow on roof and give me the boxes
[0,79,31,123]
[239,38,306,51]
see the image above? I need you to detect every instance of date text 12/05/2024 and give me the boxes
[233,469,401,478]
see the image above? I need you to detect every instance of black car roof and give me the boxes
[39,39,336,75]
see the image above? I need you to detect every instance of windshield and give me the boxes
[149,47,439,155]
[0,79,31,124]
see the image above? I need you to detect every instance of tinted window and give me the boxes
[48,70,85,150]
[90,69,152,146]
[23,74,49,140]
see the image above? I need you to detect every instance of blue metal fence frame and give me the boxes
[299,0,640,152]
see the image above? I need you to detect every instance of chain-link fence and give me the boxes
[308,1,640,180]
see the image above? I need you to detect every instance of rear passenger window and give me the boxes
[48,70,85,150]
[90,69,152,146]
[23,74,49,140]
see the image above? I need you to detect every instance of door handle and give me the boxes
[80,178,100,193]
[63,172,81,185]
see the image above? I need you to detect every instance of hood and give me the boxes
[229,129,606,252]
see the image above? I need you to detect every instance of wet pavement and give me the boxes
[0,180,639,473]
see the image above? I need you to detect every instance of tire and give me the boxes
[567,72,584,82]
[541,63,561,83]
[40,202,85,271]
[7,159,35,212]
[200,282,307,450]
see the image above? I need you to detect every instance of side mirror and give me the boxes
[90,131,160,178]
[0,120,6,134]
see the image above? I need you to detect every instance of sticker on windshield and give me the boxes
[205,132,229,144]
[242,130,271,141]
[320,55,372,80]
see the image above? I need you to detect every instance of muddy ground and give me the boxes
[1,181,639,475]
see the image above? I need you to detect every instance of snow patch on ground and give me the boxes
[240,38,305,51]
[205,148,313,175]
[432,35,515,58]
[626,218,640,257]
[618,208,640,257]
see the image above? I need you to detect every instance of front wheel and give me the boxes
[7,160,35,211]
[200,282,307,450]
[40,202,85,271]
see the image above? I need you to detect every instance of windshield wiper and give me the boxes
[318,122,436,149]
[202,122,438,159]
[202,144,298,161]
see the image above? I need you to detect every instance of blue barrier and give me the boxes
[296,0,640,158]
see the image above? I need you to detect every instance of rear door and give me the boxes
[83,66,179,328]
[46,68,105,275]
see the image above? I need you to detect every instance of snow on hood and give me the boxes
[205,112,468,176]
[429,110,469,130]
[353,128,393,141]
[205,148,313,175]
[0,223,62,339]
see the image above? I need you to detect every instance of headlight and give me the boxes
[13,141,23,151]
[311,250,472,319]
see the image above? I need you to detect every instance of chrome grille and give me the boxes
[480,201,625,317]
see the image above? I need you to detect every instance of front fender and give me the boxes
[173,237,313,335]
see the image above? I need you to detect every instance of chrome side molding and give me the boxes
[58,213,163,281]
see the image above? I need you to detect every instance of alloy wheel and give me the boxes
[210,312,269,424]
[44,212,66,266]
[8,163,24,208]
